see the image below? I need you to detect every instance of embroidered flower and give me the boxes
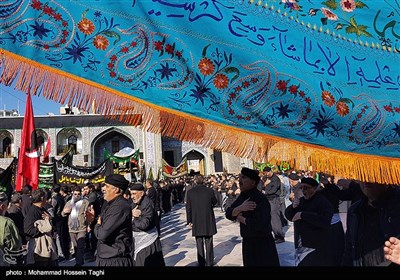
[289,85,299,94]
[336,101,349,116]
[213,73,229,89]
[383,105,393,113]
[340,0,356,12]
[321,90,336,107]
[277,80,288,91]
[93,35,109,50]
[198,58,215,76]
[78,18,95,35]
[165,44,174,55]
[321,7,338,21]
[153,41,163,51]
[31,0,42,10]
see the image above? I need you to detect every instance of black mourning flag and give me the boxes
[0,157,17,201]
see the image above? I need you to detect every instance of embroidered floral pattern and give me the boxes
[281,0,374,40]
[0,0,397,159]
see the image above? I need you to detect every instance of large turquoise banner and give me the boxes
[0,1,399,183]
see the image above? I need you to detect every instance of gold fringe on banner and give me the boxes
[1,49,400,185]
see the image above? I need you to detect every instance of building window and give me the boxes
[57,128,82,155]
[68,135,77,154]
[0,131,14,158]
[213,150,223,172]
[37,135,45,155]
[2,137,11,157]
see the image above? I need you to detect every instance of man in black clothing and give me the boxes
[24,188,56,266]
[82,183,101,260]
[186,175,217,267]
[318,174,345,266]
[21,185,32,217]
[342,181,400,266]
[226,167,279,267]
[262,166,286,243]
[130,183,165,266]
[6,193,26,247]
[145,179,161,235]
[87,174,133,266]
[285,177,333,266]
[51,185,70,261]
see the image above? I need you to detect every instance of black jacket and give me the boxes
[131,195,158,232]
[226,187,273,238]
[285,192,333,266]
[186,184,217,237]
[342,187,400,266]
[94,196,132,259]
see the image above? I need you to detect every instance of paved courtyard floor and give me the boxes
[161,203,295,267]
[61,202,295,267]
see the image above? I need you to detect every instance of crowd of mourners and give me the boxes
[1,167,400,267]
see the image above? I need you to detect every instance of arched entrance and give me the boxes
[57,128,82,155]
[184,149,206,176]
[92,128,135,166]
[0,130,13,157]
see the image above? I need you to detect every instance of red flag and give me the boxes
[15,93,40,191]
[43,137,51,163]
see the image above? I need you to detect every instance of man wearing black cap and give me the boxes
[261,166,286,244]
[225,167,279,267]
[89,174,133,266]
[285,177,333,266]
[129,183,165,267]
[288,172,302,207]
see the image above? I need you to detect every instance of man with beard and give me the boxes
[130,183,165,266]
[87,174,133,266]
[62,185,89,267]
[226,167,279,267]
[285,177,333,266]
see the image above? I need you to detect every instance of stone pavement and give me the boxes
[161,203,295,267]
[60,202,295,267]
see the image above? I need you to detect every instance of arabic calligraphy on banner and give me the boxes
[54,160,113,187]
[0,0,399,183]
[39,162,54,189]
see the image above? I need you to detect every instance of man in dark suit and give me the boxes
[226,167,280,267]
[186,175,217,267]
[87,174,133,266]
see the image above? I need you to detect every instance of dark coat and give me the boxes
[23,205,50,241]
[87,191,102,218]
[131,195,157,232]
[225,187,279,267]
[94,196,132,261]
[21,194,32,217]
[263,173,281,200]
[131,195,165,267]
[186,184,217,237]
[342,187,400,266]
[6,205,26,245]
[51,193,65,221]
[146,186,160,212]
[285,192,333,266]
